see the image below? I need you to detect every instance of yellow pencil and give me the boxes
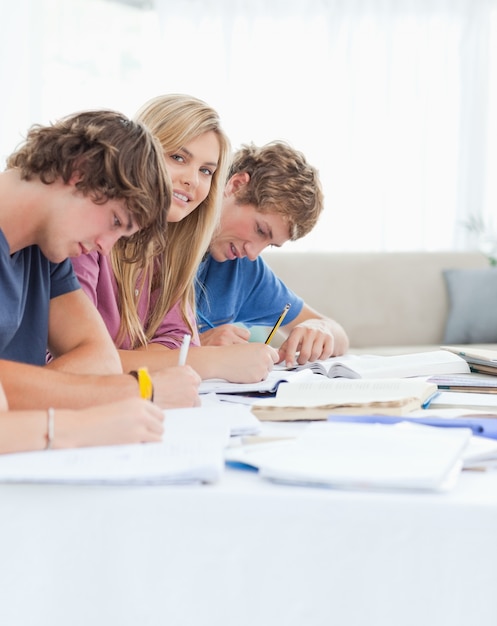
[137,367,154,401]
[265,303,291,345]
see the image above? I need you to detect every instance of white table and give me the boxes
[0,465,496,626]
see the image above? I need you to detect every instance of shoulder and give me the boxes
[199,254,270,280]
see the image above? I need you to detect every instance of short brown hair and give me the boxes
[7,109,171,258]
[228,141,324,240]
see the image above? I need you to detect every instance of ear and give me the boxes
[225,171,250,196]
[68,170,83,186]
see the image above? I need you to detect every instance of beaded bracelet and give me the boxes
[46,407,55,450]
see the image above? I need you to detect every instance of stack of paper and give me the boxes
[428,391,497,412]
[226,421,471,491]
[428,372,497,393]
[0,408,232,486]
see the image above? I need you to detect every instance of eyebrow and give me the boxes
[178,146,218,169]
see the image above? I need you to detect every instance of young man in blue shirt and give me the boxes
[196,141,349,366]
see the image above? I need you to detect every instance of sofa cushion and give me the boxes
[443,267,497,343]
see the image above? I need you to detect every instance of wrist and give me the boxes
[129,369,154,401]
[45,407,55,449]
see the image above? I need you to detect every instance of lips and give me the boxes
[229,243,239,259]
[173,191,190,203]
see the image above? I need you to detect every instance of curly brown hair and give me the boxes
[7,109,171,260]
[228,141,324,240]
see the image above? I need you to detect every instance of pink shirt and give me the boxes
[71,252,200,350]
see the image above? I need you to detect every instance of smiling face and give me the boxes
[164,130,220,223]
[209,173,291,262]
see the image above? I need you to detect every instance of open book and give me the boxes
[250,378,439,421]
[276,350,470,379]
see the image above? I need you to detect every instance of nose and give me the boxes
[244,240,267,261]
[95,231,122,256]
[182,165,199,189]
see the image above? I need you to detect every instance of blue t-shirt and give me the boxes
[195,254,303,332]
[0,231,80,365]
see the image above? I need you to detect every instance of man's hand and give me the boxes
[278,318,349,366]
[200,324,251,346]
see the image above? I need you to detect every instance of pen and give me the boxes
[265,303,291,345]
[178,334,191,366]
[421,391,440,409]
[137,367,153,401]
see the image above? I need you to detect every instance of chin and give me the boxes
[167,215,183,223]
[168,204,194,223]
[209,248,225,262]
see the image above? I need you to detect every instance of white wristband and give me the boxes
[46,407,55,450]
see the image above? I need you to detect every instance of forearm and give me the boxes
[47,340,123,375]
[119,345,178,373]
[119,344,221,379]
[0,411,49,453]
[0,360,139,410]
[119,343,278,383]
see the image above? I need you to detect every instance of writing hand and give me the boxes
[64,397,165,447]
[211,343,279,383]
[151,365,201,408]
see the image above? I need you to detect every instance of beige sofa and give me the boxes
[262,250,497,355]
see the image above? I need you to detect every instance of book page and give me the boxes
[442,346,497,363]
[199,368,314,394]
[280,350,470,379]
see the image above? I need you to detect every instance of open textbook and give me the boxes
[199,351,469,397]
[250,378,439,421]
[277,350,470,379]
[226,421,470,491]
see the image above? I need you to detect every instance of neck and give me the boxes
[0,169,43,254]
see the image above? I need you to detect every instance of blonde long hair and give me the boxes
[111,94,231,348]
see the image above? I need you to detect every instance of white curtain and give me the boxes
[2,0,497,253]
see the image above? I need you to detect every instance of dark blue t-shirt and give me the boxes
[195,254,303,332]
[0,231,80,365]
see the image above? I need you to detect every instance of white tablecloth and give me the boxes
[1,466,496,626]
